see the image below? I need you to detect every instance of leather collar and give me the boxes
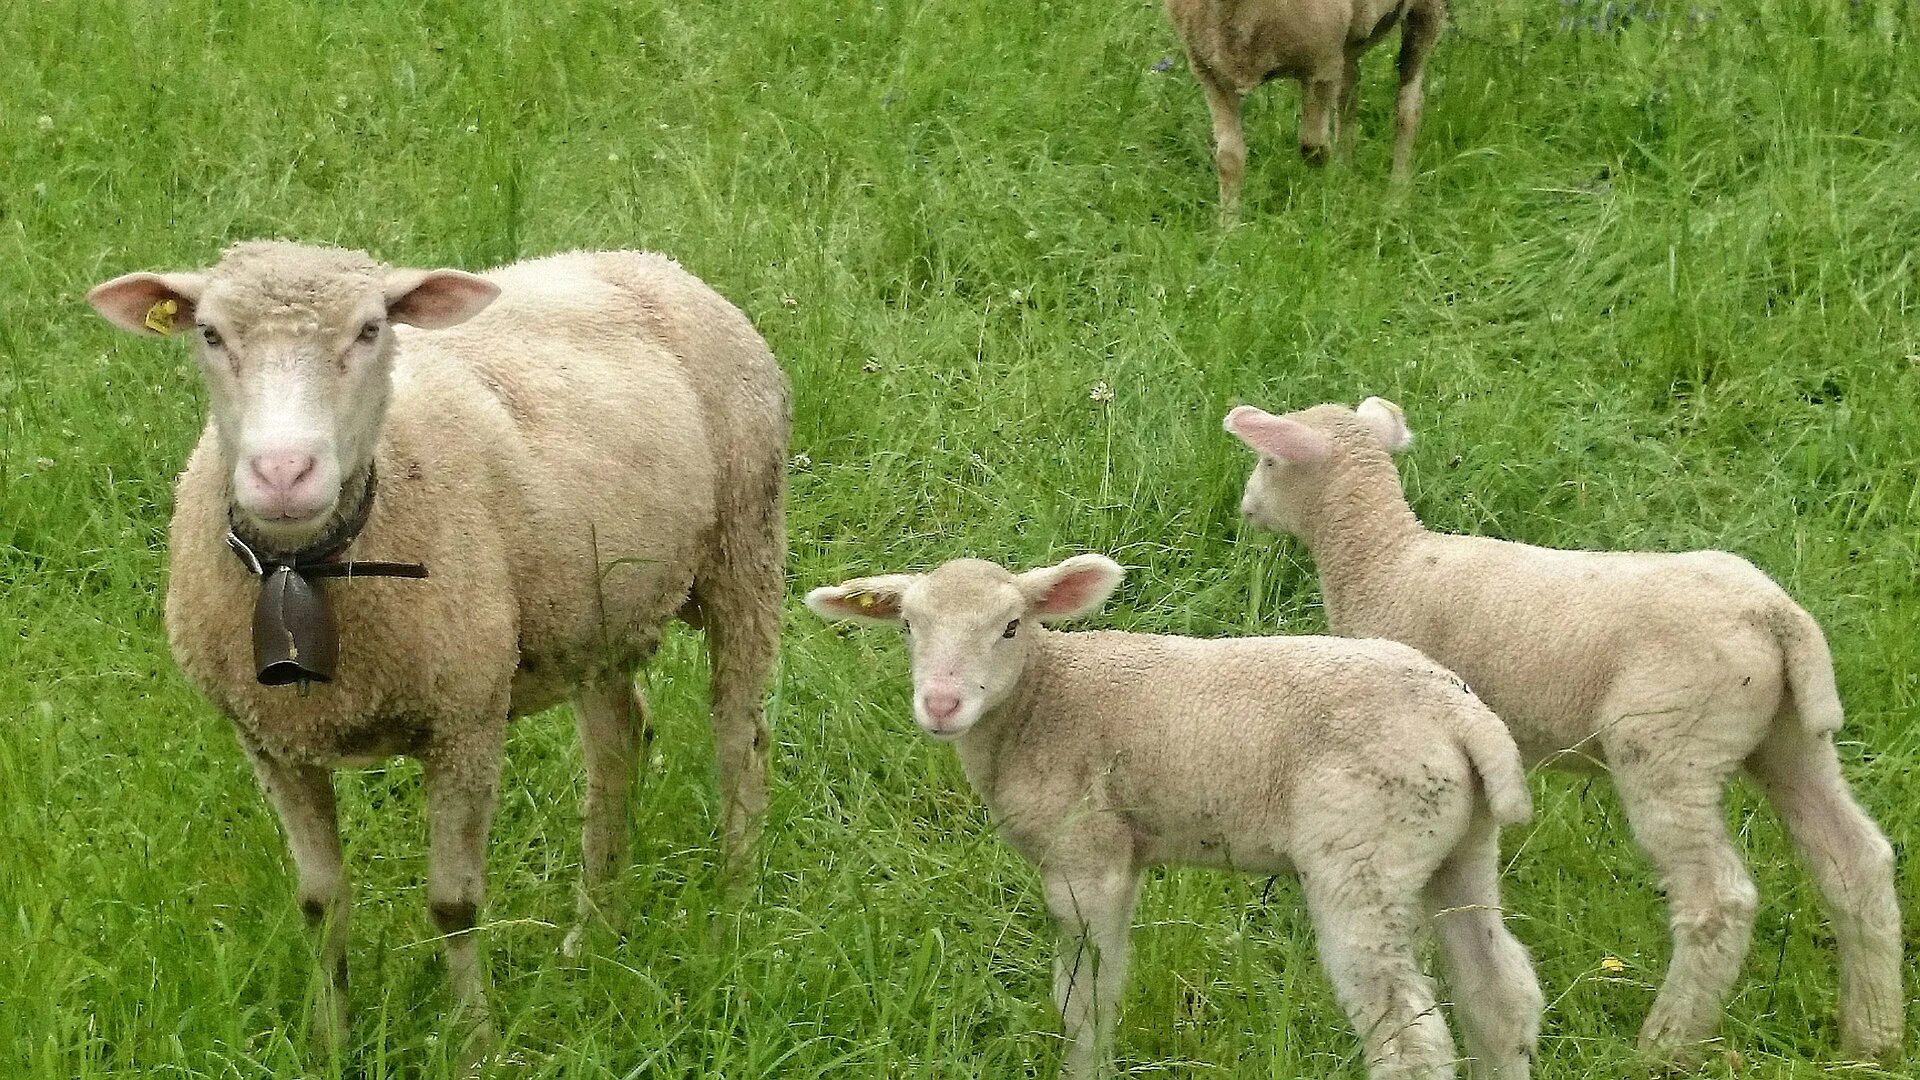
[225,464,428,688]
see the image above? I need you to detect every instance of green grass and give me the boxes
[3,0,1918,1075]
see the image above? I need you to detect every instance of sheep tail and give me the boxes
[1772,604,1845,736]
[1456,707,1532,828]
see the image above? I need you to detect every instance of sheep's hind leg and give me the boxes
[564,672,649,957]
[1746,722,1902,1060]
[246,749,350,1057]
[424,738,504,1068]
[693,502,782,885]
[1301,850,1457,1079]
[1426,808,1541,1080]
[1610,753,1756,1062]
[1044,862,1142,1080]
[1337,56,1362,162]
[1392,0,1444,183]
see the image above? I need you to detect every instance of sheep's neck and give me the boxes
[1301,460,1424,619]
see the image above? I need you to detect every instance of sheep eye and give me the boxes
[357,320,383,343]
[1002,620,1020,639]
[198,324,223,348]
[900,619,911,635]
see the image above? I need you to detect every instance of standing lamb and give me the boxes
[1224,397,1903,1062]
[86,242,789,1057]
[1164,0,1444,212]
[806,555,1542,1080]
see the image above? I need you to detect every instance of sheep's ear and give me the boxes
[384,269,500,329]
[804,575,917,625]
[1223,405,1333,464]
[1018,554,1125,622]
[1356,397,1414,453]
[86,271,207,337]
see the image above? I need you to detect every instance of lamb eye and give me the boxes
[900,619,911,635]
[1002,620,1020,639]
[358,320,383,343]
[199,324,223,348]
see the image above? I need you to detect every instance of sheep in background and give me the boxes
[1164,0,1445,213]
[87,242,789,1058]
[1225,397,1902,1063]
[807,555,1541,1080]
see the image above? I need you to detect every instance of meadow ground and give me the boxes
[3,0,1918,1076]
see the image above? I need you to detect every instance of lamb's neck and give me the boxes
[951,630,1054,802]
[1302,462,1425,621]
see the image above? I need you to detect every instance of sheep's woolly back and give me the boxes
[1259,403,1837,767]
[951,626,1525,877]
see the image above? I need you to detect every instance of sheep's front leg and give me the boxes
[1392,0,1445,183]
[1043,864,1142,1080]
[1299,73,1340,167]
[424,741,504,1064]
[1190,58,1248,218]
[245,748,350,1055]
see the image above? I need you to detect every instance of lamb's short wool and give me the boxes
[1226,398,1903,1062]
[88,243,789,1057]
[1163,0,1444,212]
[808,555,1542,1080]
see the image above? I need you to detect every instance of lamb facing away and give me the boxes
[87,243,789,1057]
[1163,0,1444,212]
[807,555,1542,1080]
[1225,398,1903,1063]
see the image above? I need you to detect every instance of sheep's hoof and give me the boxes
[1838,1024,1903,1065]
[1635,1020,1714,1073]
[451,1010,498,1076]
[560,923,587,959]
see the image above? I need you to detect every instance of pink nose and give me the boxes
[249,452,317,496]
[921,692,962,722]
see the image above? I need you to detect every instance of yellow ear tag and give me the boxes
[143,298,178,335]
[856,594,877,609]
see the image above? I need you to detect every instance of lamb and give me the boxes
[86,242,789,1057]
[1224,397,1903,1062]
[1163,0,1444,212]
[805,554,1542,1080]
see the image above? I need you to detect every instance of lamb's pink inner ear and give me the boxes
[86,272,204,336]
[1226,407,1332,464]
[385,269,501,329]
[1027,556,1124,619]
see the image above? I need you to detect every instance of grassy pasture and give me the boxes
[2,0,1917,1075]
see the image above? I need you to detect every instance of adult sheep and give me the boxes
[87,242,789,1056]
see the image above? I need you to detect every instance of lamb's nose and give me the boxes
[922,692,962,721]
[250,451,317,494]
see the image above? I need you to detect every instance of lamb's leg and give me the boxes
[1300,73,1339,167]
[246,750,350,1055]
[1746,723,1903,1060]
[424,744,503,1064]
[1392,0,1444,183]
[564,674,647,957]
[1044,864,1142,1080]
[1190,59,1248,217]
[1611,760,1757,1060]
[1302,856,1457,1080]
[1426,809,1541,1080]
[694,502,783,884]
[1337,56,1362,161]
